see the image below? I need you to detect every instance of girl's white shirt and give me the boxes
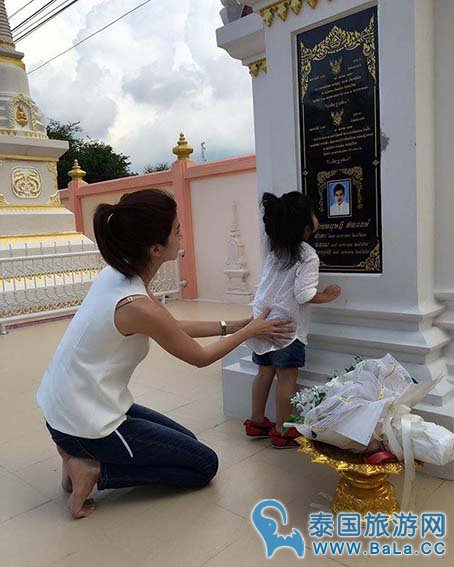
[247,242,319,355]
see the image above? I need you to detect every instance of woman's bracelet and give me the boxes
[219,320,228,336]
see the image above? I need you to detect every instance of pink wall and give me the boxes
[62,154,258,301]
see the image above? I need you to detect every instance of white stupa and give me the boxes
[0,0,78,238]
[0,1,98,332]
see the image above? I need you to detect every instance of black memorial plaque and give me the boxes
[297,6,382,273]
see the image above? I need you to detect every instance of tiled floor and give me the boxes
[0,300,452,566]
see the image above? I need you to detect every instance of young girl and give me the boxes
[244,191,341,448]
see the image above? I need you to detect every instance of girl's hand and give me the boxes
[244,308,295,347]
[323,284,341,300]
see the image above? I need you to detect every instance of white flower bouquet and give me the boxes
[285,354,454,467]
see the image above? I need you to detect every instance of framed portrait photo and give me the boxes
[328,179,352,218]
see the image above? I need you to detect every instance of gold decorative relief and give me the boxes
[47,192,61,206]
[8,93,38,131]
[47,162,59,190]
[11,167,42,198]
[0,153,57,162]
[300,15,376,98]
[0,128,46,139]
[15,105,28,127]
[0,194,8,206]
[248,58,267,77]
[261,0,323,27]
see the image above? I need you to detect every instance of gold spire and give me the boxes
[68,159,86,181]
[172,132,193,162]
[0,0,14,46]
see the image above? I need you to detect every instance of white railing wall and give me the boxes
[0,241,183,334]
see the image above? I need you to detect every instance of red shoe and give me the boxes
[244,417,275,438]
[271,427,301,449]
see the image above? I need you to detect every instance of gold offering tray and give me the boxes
[296,436,412,516]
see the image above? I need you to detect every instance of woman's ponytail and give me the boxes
[93,189,177,278]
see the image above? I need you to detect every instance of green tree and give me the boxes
[143,162,171,174]
[47,120,136,189]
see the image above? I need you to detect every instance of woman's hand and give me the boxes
[233,316,253,332]
[244,308,294,347]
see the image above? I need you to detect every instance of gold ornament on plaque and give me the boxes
[11,167,42,198]
[331,109,344,126]
[360,242,381,272]
[15,105,28,127]
[330,56,343,75]
[300,15,376,98]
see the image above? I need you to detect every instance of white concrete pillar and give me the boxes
[434,0,454,379]
[218,0,454,477]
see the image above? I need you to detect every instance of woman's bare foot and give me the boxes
[55,445,73,493]
[66,457,101,519]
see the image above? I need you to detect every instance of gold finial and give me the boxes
[68,159,86,181]
[172,132,193,162]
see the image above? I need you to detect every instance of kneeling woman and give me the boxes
[37,189,292,518]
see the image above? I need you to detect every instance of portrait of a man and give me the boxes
[328,180,351,217]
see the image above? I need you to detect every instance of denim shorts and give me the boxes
[252,339,306,369]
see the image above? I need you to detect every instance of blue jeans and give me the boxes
[252,339,306,369]
[46,404,218,490]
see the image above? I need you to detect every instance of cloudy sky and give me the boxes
[5,0,255,172]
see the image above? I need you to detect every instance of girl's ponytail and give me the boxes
[261,191,315,269]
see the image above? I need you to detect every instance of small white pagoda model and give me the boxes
[224,201,253,303]
[0,1,98,333]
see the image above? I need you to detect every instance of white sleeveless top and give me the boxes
[37,266,150,439]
